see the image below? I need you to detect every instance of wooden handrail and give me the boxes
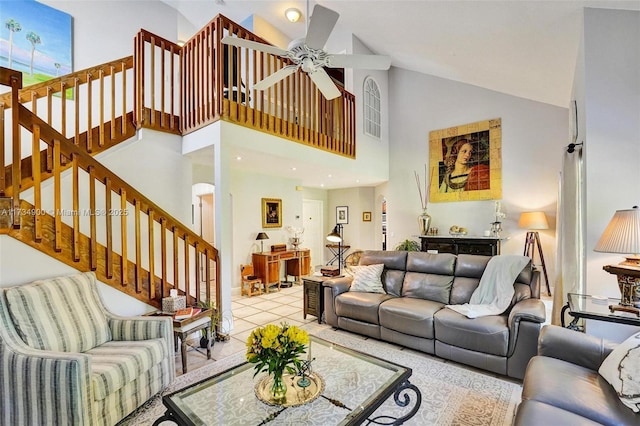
[16,103,220,307]
[134,16,356,158]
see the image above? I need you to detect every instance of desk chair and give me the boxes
[240,264,265,297]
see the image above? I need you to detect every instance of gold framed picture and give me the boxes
[261,198,282,228]
[363,211,372,222]
[429,118,502,202]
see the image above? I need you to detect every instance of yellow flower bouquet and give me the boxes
[246,323,309,402]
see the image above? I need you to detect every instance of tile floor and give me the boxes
[174,283,327,375]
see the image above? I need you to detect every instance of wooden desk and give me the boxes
[252,249,310,289]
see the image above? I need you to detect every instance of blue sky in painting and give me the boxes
[0,0,72,74]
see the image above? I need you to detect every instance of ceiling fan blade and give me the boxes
[221,36,288,57]
[309,68,341,100]
[254,65,298,90]
[305,5,339,50]
[327,54,392,70]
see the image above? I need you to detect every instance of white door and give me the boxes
[303,199,324,270]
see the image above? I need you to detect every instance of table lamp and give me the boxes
[594,206,640,316]
[518,211,551,296]
[326,225,343,275]
[256,232,269,253]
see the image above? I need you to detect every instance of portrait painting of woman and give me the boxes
[439,135,490,193]
[429,118,502,202]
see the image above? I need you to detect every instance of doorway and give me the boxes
[192,183,215,301]
[303,199,324,270]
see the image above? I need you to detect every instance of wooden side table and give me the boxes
[146,308,213,374]
[302,275,334,324]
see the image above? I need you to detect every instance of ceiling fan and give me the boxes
[221,4,391,100]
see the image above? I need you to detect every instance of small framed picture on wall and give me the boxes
[262,198,282,228]
[363,211,372,222]
[336,206,349,224]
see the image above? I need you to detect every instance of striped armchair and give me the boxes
[0,272,175,426]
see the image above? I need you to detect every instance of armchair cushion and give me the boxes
[87,338,168,400]
[5,272,111,353]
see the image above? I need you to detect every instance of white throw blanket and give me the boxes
[446,255,530,318]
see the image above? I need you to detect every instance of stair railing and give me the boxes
[1,67,219,309]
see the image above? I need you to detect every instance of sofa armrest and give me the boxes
[508,298,546,328]
[537,324,616,371]
[323,276,353,327]
[0,341,92,424]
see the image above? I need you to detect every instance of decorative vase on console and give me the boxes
[419,209,431,236]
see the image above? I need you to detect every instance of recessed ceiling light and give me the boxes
[320,183,324,187]
[284,8,302,23]
[327,174,332,178]
[236,156,242,160]
[291,167,297,171]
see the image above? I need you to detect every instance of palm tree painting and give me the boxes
[25,31,41,76]
[0,1,72,86]
[5,19,22,68]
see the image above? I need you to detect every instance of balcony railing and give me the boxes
[134,15,356,158]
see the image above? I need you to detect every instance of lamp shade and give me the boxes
[326,226,342,243]
[518,212,549,230]
[594,207,640,255]
[256,232,269,241]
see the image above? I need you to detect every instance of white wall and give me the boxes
[41,0,180,70]
[387,67,567,282]
[581,8,640,297]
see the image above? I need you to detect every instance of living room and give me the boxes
[0,0,639,425]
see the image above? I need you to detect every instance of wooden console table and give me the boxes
[252,249,310,289]
[418,235,506,256]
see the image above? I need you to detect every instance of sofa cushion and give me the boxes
[434,307,508,356]
[335,292,395,324]
[87,338,167,400]
[522,356,639,425]
[379,297,443,339]
[5,272,111,353]
[349,264,385,294]
[598,331,640,412]
[359,251,407,296]
[402,272,454,304]
[514,400,603,426]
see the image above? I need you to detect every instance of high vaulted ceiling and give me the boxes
[164,0,639,108]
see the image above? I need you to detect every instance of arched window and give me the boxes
[363,77,381,138]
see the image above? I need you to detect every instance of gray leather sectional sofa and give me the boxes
[515,325,639,425]
[323,250,546,379]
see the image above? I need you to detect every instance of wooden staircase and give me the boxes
[0,14,358,310]
[0,67,219,310]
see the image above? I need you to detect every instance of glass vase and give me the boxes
[270,371,287,404]
[418,209,431,236]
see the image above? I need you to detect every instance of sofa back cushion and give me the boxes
[450,254,534,306]
[449,254,490,304]
[360,250,407,297]
[402,252,456,303]
[6,272,111,353]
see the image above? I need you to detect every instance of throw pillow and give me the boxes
[598,331,640,412]
[349,264,385,294]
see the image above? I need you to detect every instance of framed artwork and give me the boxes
[363,211,372,222]
[261,198,282,228]
[0,1,73,87]
[336,206,349,224]
[429,118,502,203]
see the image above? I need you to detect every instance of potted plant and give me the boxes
[198,299,220,348]
[395,239,421,252]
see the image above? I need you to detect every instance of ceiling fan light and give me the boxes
[285,8,302,23]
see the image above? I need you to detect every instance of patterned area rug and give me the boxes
[120,328,521,425]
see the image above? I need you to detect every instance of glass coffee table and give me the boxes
[153,336,421,425]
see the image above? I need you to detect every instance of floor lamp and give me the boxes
[326,224,343,275]
[519,212,551,296]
